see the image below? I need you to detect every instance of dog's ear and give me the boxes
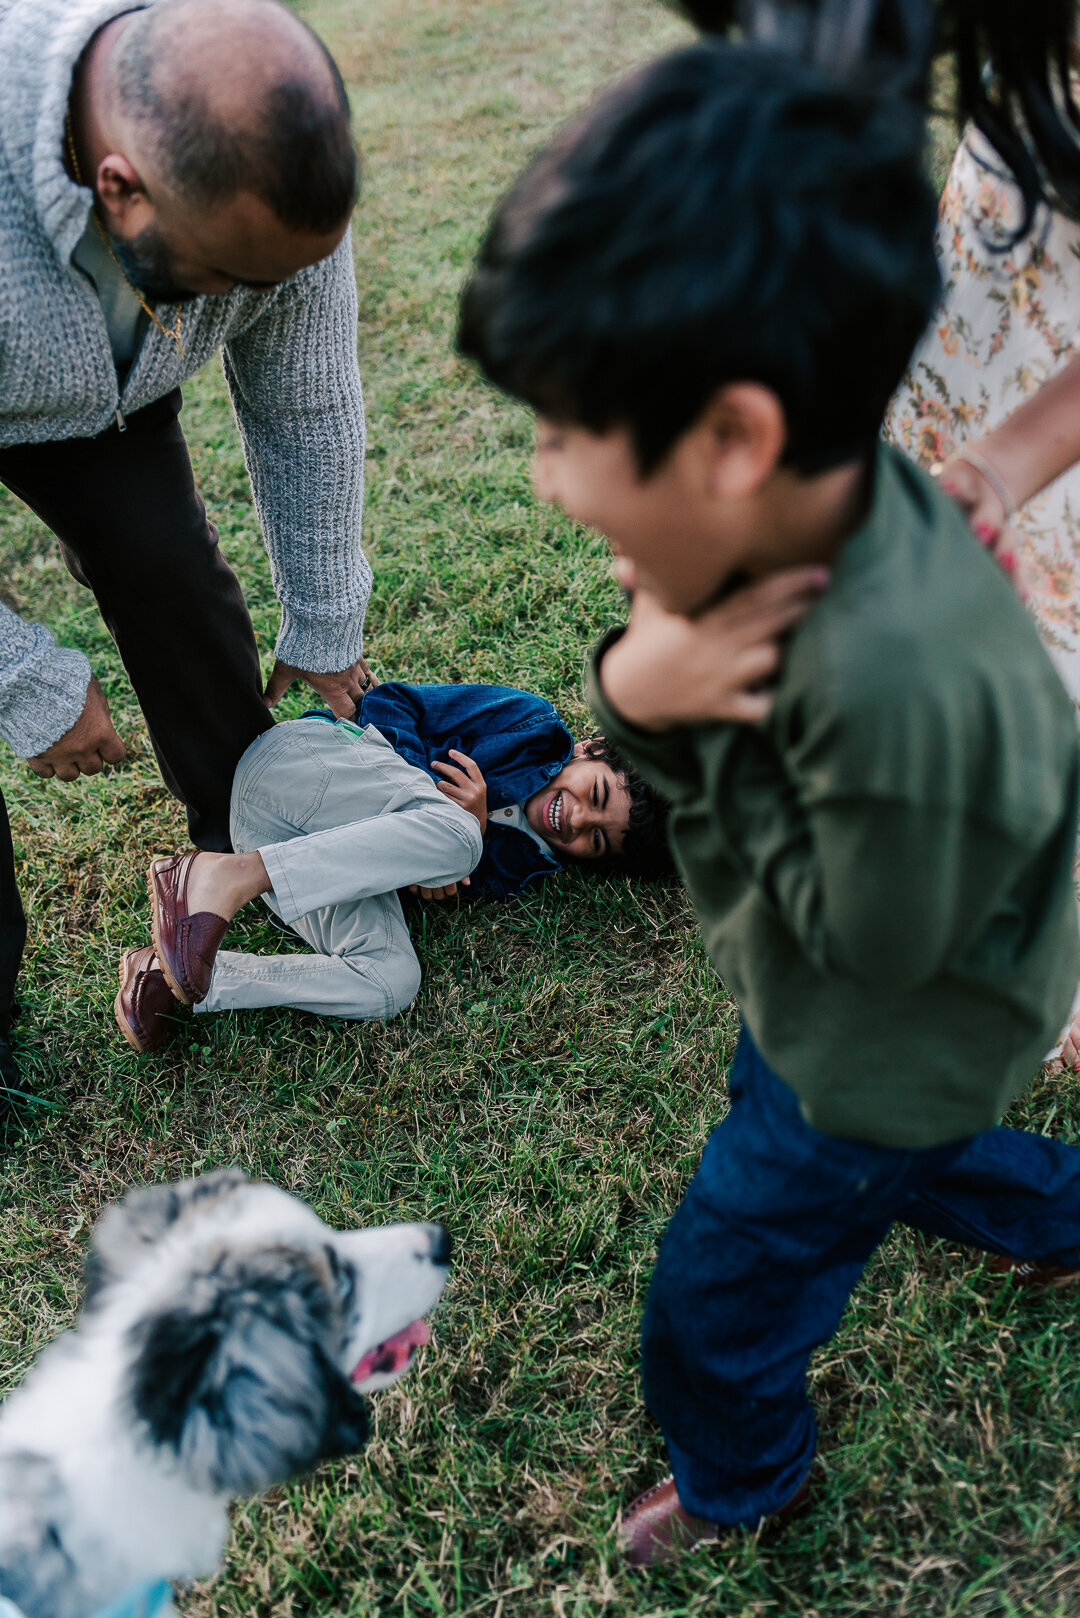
[84,1169,250,1305]
[128,1244,368,1495]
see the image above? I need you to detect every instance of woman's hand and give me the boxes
[432,749,489,834]
[934,456,1022,587]
[599,562,828,731]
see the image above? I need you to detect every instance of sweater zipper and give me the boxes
[115,407,126,432]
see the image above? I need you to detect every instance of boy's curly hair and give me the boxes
[580,735,673,879]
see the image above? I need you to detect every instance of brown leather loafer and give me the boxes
[985,1253,1080,1289]
[115,946,180,1053]
[148,853,228,1006]
[618,1463,816,1570]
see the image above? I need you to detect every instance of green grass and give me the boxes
[1,2,1077,1614]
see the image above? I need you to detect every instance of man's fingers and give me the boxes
[263,665,294,708]
[100,732,128,764]
[326,691,356,719]
[432,759,466,781]
[26,759,53,779]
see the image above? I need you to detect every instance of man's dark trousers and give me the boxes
[642,1026,1080,1527]
[0,389,274,1019]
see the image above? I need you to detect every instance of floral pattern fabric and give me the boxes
[887,128,1080,685]
[886,128,1080,1020]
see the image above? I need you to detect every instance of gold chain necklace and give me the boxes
[64,115,184,362]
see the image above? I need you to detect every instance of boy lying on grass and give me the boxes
[113,679,672,1053]
[458,38,1080,1570]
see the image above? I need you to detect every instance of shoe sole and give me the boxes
[148,857,192,1006]
[114,952,151,1054]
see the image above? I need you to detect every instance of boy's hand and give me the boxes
[432,749,489,834]
[600,563,828,731]
[408,877,471,901]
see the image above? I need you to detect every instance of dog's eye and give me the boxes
[325,1245,356,1311]
[336,1264,356,1309]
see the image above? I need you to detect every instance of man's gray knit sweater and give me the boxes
[0,0,369,758]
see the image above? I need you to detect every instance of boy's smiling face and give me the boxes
[525,743,631,860]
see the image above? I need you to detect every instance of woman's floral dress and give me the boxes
[886,128,1080,1032]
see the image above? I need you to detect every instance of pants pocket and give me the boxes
[232,731,333,829]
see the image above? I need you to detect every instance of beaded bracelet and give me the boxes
[946,447,1019,521]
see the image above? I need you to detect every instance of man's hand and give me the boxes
[26,675,127,781]
[432,749,488,834]
[408,877,472,901]
[600,563,828,732]
[264,655,380,718]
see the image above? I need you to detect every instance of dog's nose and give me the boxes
[427,1223,452,1266]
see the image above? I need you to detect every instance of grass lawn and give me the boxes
[2,2,1079,1613]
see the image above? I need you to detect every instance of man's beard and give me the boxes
[105,221,193,304]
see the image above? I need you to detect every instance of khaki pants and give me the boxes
[196,718,482,1020]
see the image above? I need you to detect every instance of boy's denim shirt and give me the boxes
[344,682,575,901]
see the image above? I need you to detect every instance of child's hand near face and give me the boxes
[409,877,471,900]
[432,749,489,834]
[406,750,488,902]
[600,563,828,732]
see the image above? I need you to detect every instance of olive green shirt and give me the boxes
[587,446,1080,1148]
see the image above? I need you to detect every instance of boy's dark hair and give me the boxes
[580,736,673,879]
[458,42,940,475]
[676,0,1080,240]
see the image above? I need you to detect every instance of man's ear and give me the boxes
[699,383,787,501]
[94,151,152,231]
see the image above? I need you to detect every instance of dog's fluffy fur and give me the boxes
[0,1170,450,1618]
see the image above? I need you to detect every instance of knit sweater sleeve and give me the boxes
[220,233,369,674]
[0,597,91,757]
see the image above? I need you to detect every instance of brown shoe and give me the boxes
[115,946,180,1054]
[618,1463,816,1569]
[985,1253,1080,1289]
[148,853,228,1006]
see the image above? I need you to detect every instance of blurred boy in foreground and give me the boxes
[459,42,1080,1567]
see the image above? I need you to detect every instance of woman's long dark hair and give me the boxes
[674,0,1080,231]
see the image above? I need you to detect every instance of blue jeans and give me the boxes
[641,1028,1080,1527]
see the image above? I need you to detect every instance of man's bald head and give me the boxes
[110,0,357,235]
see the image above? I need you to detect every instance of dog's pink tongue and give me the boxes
[351,1318,431,1383]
